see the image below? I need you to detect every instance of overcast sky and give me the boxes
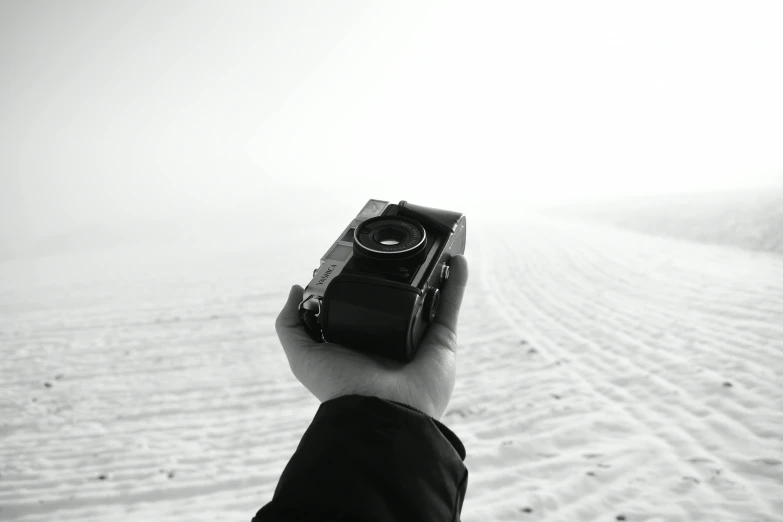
[2,1,782,251]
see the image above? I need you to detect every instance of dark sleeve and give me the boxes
[252,394,468,522]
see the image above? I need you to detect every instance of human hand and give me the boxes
[275,255,469,420]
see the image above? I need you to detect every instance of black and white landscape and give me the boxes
[2,2,782,521]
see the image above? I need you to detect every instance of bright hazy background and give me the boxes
[2,1,782,258]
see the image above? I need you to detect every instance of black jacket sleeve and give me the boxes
[252,394,468,522]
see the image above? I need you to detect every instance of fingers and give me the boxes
[275,285,319,365]
[433,254,469,338]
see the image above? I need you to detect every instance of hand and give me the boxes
[275,255,469,420]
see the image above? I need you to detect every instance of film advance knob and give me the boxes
[423,287,440,323]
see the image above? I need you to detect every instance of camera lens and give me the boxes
[374,228,406,246]
[353,216,427,263]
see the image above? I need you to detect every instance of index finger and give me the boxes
[275,285,321,362]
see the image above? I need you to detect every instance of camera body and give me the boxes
[299,200,467,362]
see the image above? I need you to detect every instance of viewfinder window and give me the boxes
[327,244,352,261]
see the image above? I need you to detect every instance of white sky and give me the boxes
[1,1,782,252]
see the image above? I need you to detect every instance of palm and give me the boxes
[275,255,468,420]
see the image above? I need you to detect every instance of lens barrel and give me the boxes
[353,216,427,264]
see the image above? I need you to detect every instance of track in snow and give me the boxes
[453,216,783,522]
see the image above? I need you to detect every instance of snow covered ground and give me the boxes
[1,199,782,521]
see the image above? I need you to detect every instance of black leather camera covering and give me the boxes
[321,274,424,362]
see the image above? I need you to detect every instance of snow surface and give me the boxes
[1,208,782,521]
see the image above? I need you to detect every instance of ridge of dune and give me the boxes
[550,188,783,256]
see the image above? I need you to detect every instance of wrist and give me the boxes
[325,391,441,420]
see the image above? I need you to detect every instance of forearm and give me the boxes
[253,394,468,522]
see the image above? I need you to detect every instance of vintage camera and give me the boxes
[299,200,467,362]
